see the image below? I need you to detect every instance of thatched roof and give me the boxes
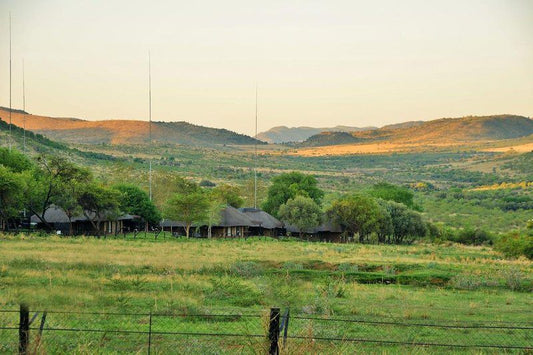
[160,219,187,228]
[217,206,254,227]
[239,208,283,229]
[160,206,254,228]
[30,205,135,224]
[285,222,342,234]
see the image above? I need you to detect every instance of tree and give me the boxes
[0,166,25,230]
[152,173,201,208]
[326,193,383,243]
[382,200,427,244]
[241,177,267,208]
[54,166,92,235]
[211,184,244,208]
[278,196,322,238]
[77,183,121,235]
[26,156,89,230]
[164,191,209,238]
[113,184,161,227]
[375,200,393,243]
[263,172,324,217]
[370,182,420,210]
[0,147,33,173]
[206,199,225,238]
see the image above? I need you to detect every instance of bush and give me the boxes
[494,232,533,260]
[453,228,493,245]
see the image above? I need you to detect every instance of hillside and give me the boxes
[256,125,376,143]
[300,115,533,147]
[0,113,118,162]
[0,107,264,146]
[300,131,365,147]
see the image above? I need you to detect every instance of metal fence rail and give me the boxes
[1,307,531,354]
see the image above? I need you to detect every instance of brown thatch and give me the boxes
[238,208,283,229]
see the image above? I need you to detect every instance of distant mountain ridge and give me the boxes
[0,107,263,146]
[300,115,533,147]
[256,125,376,143]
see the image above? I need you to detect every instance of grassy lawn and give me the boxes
[1,234,531,318]
[1,235,531,353]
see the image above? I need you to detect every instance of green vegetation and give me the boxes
[278,196,323,236]
[1,236,531,318]
[114,184,161,225]
[164,190,209,238]
[263,171,324,217]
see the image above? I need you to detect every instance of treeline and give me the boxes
[436,187,533,212]
[261,173,428,244]
[0,147,247,238]
[0,147,159,234]
[1,147,531,259]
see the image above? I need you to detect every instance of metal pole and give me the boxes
[22,58,26,153]
[254,84,258,208]
[9,12,12,150]
[148,51,152,201]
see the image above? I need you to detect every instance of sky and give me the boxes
[0,0,532,136]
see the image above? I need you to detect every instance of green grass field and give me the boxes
[1,234,531,353]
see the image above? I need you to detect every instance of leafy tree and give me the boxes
[263,172,324,217]
[211,184,244,208]
[54,166,92,235]
[164,191,209,238]
[241,177,267,208]
[326,193,383,243]
[77,183,121,235]
[26,156,89,229]
[375,200,393,243]
[206,199,225,238]
[0,147,33,173]
[113,184,161,227]
[152,174,201,208]
[370,182,420,210]
[382,200,427,243]
[278,196,322,238]
[0,166,26,229]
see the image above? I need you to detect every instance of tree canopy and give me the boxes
[326,193,384,242]
[211,184,244,208]
[164,191,209,238]
[370,182,420,210]
[278,195,322,237]
[113,184,161,226]
[263,172,323,217]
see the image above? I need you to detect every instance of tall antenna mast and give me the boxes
[254,84,258,208]
[148,51,153,201]
[22,59,26,153]
[8,12,12,150]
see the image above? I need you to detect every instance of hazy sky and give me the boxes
[1,0,532,136]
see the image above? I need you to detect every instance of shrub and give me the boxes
[453,228,493,245]
[494,232,533,260]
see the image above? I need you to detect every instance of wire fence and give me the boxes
[1,306,531,354]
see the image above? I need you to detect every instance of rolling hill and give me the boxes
[300,115,533,147]
[0,107,264,146]
[256,125,376,143]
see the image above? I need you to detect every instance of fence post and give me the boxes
[147,312,152,355]
[282,308,290,350]
[268,308,280,355]
[19,304,29,355]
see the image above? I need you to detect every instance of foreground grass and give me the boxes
[1,235,531,353]
[1,234,531,321]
